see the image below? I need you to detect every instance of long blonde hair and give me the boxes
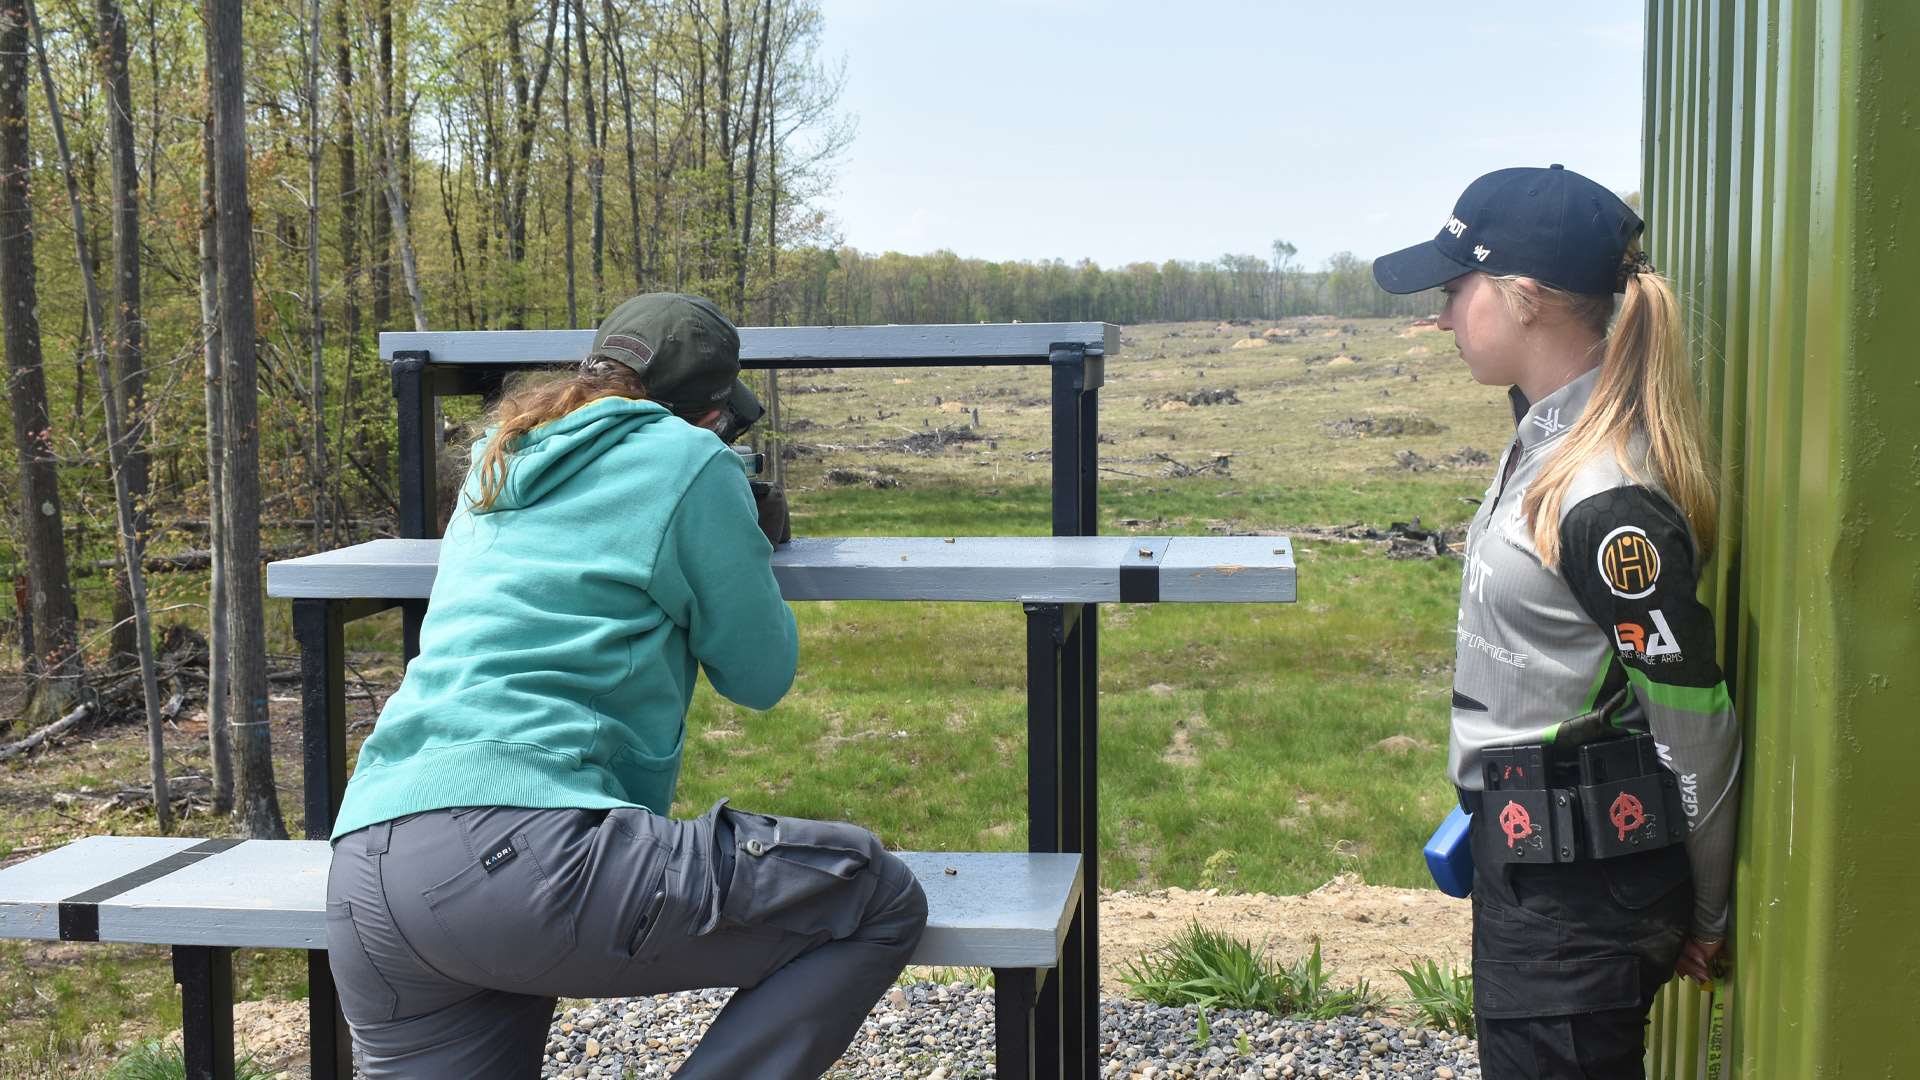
[1496,248,1718,568]
[470,359,650,512]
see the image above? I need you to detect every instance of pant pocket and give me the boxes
[1475,955,1641,1019]
[325,899,399,1025]
[720,811,877,938]
[422,829,577,984]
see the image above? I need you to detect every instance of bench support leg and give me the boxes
[992,967,1040,1079]
[173,946,234,1080]
[310,951,353,1079]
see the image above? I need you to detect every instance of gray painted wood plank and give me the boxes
[102,840,332,949]
[1160,536,1299,603]
[896,851,1082,969]
[266,537,1296,603]
[0,836,201,940]
[379,324,1117,365]
[0,841,1081,968]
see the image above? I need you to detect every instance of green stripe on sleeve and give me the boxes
[1625,667,1734,715]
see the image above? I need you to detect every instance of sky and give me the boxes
[814,0,1645,270]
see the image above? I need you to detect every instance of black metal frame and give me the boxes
[278,341,1104,1080]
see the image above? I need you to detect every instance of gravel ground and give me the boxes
[536,983,1480,1079]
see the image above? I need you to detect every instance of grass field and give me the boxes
[0,315,1509,1075]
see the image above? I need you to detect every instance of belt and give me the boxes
[1462,733,1687,863]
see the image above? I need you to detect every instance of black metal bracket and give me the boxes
[390,351,435,540]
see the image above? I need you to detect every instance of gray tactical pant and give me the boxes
[325,800,928,1078]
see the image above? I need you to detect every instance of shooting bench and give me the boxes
[0,838,1081,1080]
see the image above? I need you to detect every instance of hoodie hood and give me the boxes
[465,396,679,512]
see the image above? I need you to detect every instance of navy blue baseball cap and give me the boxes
[1372,164,1644,296]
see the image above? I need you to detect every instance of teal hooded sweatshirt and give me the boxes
[330,396,798,840]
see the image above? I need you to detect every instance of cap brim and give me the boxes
[1372,240,1473,294]
[727,379,764,426]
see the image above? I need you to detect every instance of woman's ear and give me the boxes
[1513,278,1543,326]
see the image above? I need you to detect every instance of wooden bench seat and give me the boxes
[0,837,1080,1079]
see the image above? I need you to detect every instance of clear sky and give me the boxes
[815,0,1645,270]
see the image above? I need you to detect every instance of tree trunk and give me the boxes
[734,0,770,312]
[364,4,427,331]
[370,0,392,329]
[574,0,600,312]
[97,0,146,670]
[603,0,643,291]
[559,0,575,326]
[28,0,169,832]
[305,0,325,547]
[199,108,231,815]
[208,0,287,839]
[0,0,81,729]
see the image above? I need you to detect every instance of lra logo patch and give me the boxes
[1598,525,1661,599]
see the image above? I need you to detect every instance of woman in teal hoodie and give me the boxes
[325,294,928,1079]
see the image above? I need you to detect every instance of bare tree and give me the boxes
[27,0,170,830]
[305,0,327,544]
[208,0,288,839]
[559,0,576,326]
[574,0,601,313]
[362,3,427,330]
[96,0,148,669]
[0,0,81,729]
[199,107,231,815]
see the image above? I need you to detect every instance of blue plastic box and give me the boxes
[1424,806,1474,898]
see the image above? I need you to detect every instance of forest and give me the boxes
[0,0,1439,837]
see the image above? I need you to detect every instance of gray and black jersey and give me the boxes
[1450,366,1742,940]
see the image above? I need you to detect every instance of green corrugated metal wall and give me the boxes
[1642,0,1920,1075]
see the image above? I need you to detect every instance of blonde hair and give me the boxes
[470,359,650,512]
[1493,246,1719,568]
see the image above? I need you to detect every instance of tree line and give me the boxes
[770,243,1441,326]
[0,0,1438,838]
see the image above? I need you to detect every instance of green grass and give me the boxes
[2,316,1498,1073]
[674,521,1462,893]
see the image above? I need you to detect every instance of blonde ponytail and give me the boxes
[470,360,650,512]
[1515,249,1719,567]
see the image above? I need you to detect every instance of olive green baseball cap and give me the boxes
[588,293,752,415]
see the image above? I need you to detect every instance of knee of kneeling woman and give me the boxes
[861,847,930,951]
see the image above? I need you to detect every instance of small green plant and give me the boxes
[1394,957,1475,1033]
[1198,849,1241,893]
[1192,1006,1211,1046]
[1119,922,1378,1019]
[106,1039,275,1080]
[1278,937,1385,1019]
[1235,1029,1253,1057]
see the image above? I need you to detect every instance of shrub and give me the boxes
[1119,921,1380,1019]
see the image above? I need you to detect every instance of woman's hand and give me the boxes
[1675,936,1725,985]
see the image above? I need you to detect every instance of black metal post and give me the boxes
[1057,608,1086,1079]
[296,595,394,1080]
[1047,343,1102,1078]
[295,598,347,840]
[391,352,434,660]
[391,352,436,539]
[1076,358,1101,1077]
[1025,602,1065,1077]
[992,967,1040,1080]
[173,945,235,1080]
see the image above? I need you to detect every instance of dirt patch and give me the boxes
[1101,877,1471,997]
[1324,414,1446,438]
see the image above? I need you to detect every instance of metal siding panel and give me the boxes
[1644,1,1920,1074]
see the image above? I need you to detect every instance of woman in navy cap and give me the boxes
[1374,166,1740,1077]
